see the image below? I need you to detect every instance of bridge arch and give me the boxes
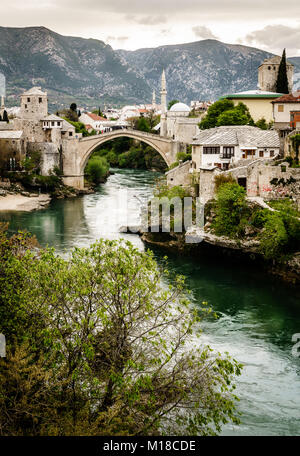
[78,130,173,175]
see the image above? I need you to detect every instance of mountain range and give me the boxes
[0,26,299,110]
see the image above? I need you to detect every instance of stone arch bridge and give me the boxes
[62,130,180,189]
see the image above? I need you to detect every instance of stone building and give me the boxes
[20,87,48,121]
[258,55,294,93]
[191,126,280,170]
[0,130,25,171]
[0,85,79,175]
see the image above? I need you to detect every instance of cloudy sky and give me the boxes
[1,0,300,56]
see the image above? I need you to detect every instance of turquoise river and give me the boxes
[1,168,299,436]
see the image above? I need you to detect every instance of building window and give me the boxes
[270,150,275,157]
[25,104,27,109]
[222,146,234,158]
[57,122,61,127]
[203,146,220,154]
[51,122,55,126]
[278,105,284,112]
[27,97,30,102]
[259,150,264,157]
[69,132,73,137]
[268,66,271,70]
[39,98,42,103]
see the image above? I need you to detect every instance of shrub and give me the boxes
[176,152,191,162]
[214,173,236,191]
[85,156,109,185]
[213,182,248,237]
[259,212,288,259]
[168,161,179,170]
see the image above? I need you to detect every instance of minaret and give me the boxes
[152,89,156,107]
[160,70,167,114]
[160,70,167,137]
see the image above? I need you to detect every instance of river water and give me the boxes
[1,168,300,436]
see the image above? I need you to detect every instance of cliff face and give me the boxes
[1,26,300,109]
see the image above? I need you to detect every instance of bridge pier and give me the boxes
[63,175,85,190]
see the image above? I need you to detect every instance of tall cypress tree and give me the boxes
[276,49,289,94]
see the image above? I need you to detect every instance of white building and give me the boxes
[272,91,300,129]
[79,112,108,130]
[191,125,280,170]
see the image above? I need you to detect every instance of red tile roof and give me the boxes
[273,91,300,103]
[85,124,93,130]
[86,113,107,121]
[138,109,148,113]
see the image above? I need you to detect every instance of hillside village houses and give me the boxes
[166,55,299,205]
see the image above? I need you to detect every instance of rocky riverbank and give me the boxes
[0,177,94,212]
[139,227,300,285]
[0,193,51,211]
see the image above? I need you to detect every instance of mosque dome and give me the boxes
[169,102,190,113]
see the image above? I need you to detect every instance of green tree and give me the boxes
[168,99,179,110]
[255,118,269,130]
[276,49,289,94]
[136,116,150,132]
[199,99,235,129]
[85,156,109,185]
[213,182,249,237]
[199,100,254,129]
[0,235,242,435]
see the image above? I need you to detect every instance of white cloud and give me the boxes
[192,26,218,40]
[1,1,300,52]
[125,15,167,26]
[244,24,300,56]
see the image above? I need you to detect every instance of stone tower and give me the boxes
[20,87,48,121]
[160,70,167,137]
[258,56,294,93]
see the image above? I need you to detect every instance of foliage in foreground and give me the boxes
[211,182,300,261]
[0,227,242,436]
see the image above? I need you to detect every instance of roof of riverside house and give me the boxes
[0,130,23,139]
[22,86,47,96]
[192,125,280,148]
[221,90,283,99]
[84,113,107,122]
[43,114,64,122]
[62,119,75,131]
[272,91,300,103]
